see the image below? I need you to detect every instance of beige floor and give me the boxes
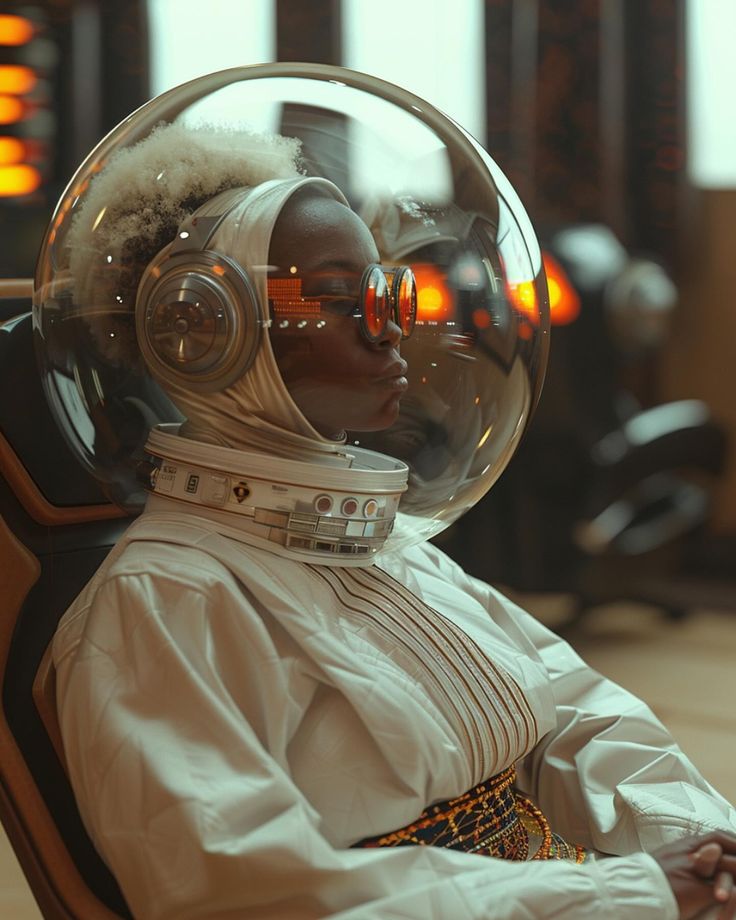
[2,598,735,918]
[515,596,736,804]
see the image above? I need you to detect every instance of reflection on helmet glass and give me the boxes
[267,263,415,343]
[33,64,549,556]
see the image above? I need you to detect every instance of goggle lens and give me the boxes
[393,267,417,338]
[362,265,391,341]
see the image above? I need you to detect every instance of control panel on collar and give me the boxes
[139,426,408,560]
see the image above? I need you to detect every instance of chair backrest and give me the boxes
[0,310,133,919]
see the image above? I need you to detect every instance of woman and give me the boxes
[40,75,736,919]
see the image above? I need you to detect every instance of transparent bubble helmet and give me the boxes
[33,63,549,549]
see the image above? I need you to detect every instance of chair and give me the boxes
[0,306,133,918]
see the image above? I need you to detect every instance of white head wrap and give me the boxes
[161,176,353,465]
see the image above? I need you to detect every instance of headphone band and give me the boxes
[168,186,254,256]
[136,187,263,394]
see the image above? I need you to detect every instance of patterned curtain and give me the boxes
[484,0,686,266]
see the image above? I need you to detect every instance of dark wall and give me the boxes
[0,2,149,279]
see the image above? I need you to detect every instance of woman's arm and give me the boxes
[415,541,736,856]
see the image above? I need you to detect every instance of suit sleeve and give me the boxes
[418,541,736,857]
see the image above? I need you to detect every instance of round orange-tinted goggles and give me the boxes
[359,264,417,342]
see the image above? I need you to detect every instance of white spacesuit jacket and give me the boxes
[53,499,736,920]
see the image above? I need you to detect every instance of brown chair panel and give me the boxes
[0,429,125,527]
[0,514,123,919]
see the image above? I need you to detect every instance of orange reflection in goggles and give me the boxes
[411,263,454,322]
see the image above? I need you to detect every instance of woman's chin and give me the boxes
[340,397,403,436]
[299,390,404,439]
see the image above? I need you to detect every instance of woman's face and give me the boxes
[268,194,407,438]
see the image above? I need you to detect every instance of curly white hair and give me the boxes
[68,121,302,303]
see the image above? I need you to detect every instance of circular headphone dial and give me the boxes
[137,250,261,392]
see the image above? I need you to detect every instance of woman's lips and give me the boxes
[375,358,409,391]
[383,374,409,392]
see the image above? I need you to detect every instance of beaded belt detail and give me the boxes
[354,765,586,863]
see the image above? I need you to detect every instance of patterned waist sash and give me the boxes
[354,765,586,863]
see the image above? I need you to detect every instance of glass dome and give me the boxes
[33,63,549,549]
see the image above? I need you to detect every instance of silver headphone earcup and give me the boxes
[136,250,261,393]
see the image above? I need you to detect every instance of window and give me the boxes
[342,0,485,143]
[147,0,276,98]
[687,0,736,187]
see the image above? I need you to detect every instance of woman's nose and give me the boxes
[374,317,402,349]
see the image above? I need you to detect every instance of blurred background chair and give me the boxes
[439,225,733,625]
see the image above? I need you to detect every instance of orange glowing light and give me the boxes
[0,15,34,45]
[0,95,24,124]
[421,286,443,311]
[518,322,534,340]
[0,163,41,196]
[471,307,491,329]
[411,263,454,322]
[542,251,580,325]
[0,65,36,94]
[506,279,539,325]
[0,136,24,164]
